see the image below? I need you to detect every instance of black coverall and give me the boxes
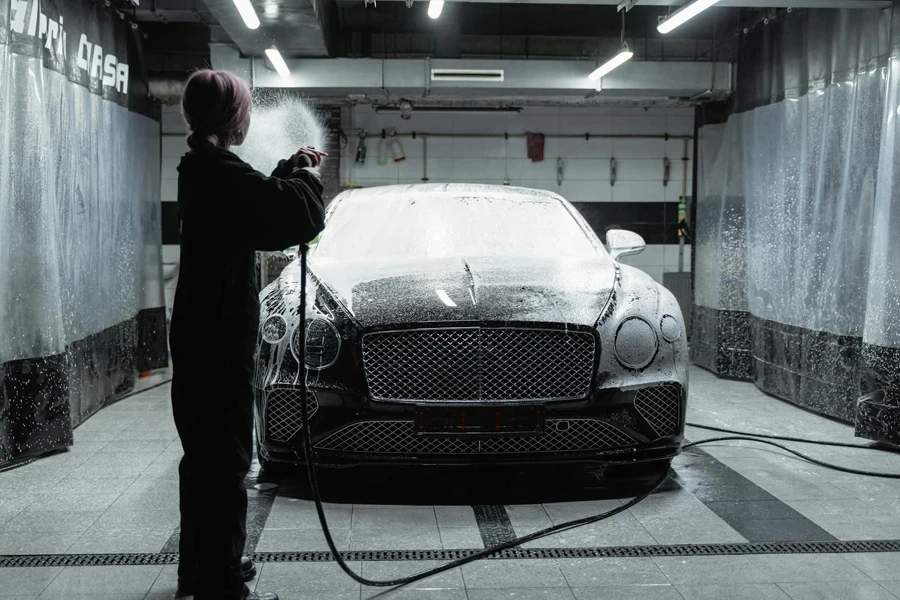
[170,146,325,600]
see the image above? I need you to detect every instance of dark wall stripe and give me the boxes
[572,201,687,246]
[161,201,180,246]
[677,445,835,543]
[472,505,517,547]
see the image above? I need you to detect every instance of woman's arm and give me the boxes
[228,156,327,252]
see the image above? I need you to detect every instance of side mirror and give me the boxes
[606,229,645,260]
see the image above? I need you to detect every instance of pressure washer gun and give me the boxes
[356,132,368,165]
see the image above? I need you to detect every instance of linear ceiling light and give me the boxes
[657,0,720,34]
[265,47,290,78]
[232,0,260,29]
[588,47,633,83]
[428,0,444,19]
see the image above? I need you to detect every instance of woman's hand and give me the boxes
[289,147,328,170]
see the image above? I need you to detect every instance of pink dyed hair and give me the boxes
[181,69,252,150]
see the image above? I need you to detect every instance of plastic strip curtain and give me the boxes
[695,54,900,431]
[0,1,162,464]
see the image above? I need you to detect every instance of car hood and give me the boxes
[281,255,616,328]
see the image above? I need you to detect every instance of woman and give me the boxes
[171,70,326,600]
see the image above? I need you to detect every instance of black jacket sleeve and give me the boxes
[229,157,327,252]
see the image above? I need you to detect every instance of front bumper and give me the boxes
[255,384,685,469]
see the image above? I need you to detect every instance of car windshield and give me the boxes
[313,192,601,259]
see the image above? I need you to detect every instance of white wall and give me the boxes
[340,105,693,283]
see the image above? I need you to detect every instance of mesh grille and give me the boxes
[362,327,595,402]
[633,384,682,439]
[265,387,318,443]
[314,419,636,455]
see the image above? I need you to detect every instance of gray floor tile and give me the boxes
[37,594,146,600]
[735,518,835,542]
[2,510,103,533]
[439,526,484,549]
[557,557,669,587]
[776,581,899,600]
[0,472,67,495]
[37,592,146,600]
[817,517,900,540]
[254,562,363,591]
[349,528,443,550]
[362,590,466,600]
[469,588,577,600]
[46,476,137,495]
[359,560,465,589]
[640,516,746,545]
[108,491,179,512]
[26,492,122,513]
[627,494,716,521]
[676,583,790,600]
[351,507,437,530]
[67,527,174,553]
[71,453,160,478]
[71,430,121,443]
[0,567,63,596]
[96,440,172,454]
[261,593,359,600]
[542,500,624,523]
[0,530,81,554]
[842,553,900,581]
[506,505,553,530]
[434,506,477,528]
[877,581,900,596]
[748,554,869,583]
[265,505,353,530]
[40,566,162,596]
[549,521,659,548]
[87,508,180,532]
[256,528,351,551]
[0,493,50,515]
[571,585,684,600]
[461,559,568,589]
[113,429,179,442]
[652,556,772,585]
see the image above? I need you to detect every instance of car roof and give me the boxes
[334,183,567,204]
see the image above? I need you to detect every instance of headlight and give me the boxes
[659,314,681,342]
[262,315,287,344]
[614,316,658,369]
[292,318,341,370]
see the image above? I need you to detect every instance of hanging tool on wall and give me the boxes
[376,128,406,165]
[389,129,406,163]
[610,157,617,186]
[355,132,368,165]
[663,157,671,187]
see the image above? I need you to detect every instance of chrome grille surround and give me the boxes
[633,383,683,439]
[362,327,596,403]
[313,419,637,455]
[264,387,319,443]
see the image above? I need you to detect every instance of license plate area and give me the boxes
[415,405,545,437]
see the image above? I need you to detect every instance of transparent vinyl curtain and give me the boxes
[695,57,900,427]
[0,42,163,463]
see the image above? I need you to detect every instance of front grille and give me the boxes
[314,419,636,455]
[633,384,683,439]
[265,387,318,443]
[362,327,596,402]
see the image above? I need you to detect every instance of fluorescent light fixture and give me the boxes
[428,0,444,19]
[232,0,260,29]
[435,289,457,307]
[265,47,290,78]
[588,48,633,82]
[657,0,720,34]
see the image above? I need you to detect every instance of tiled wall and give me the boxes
[339,105,693,284]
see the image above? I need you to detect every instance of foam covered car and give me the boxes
[254,184,688,473]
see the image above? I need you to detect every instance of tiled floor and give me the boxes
[2,366,900,599]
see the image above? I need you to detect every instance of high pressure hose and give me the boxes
[295,244,900,590]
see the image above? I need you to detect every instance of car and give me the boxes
[254,184,688,475]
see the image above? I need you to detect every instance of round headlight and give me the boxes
[614,316,658,369]
[262,315,287,344]
[292,318,341,370]
[660,314,681,342]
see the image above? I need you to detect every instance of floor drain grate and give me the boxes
[3,540,900,568]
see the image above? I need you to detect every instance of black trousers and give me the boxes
[171,371,254,600]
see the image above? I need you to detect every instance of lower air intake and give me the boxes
[633,383,683,439]
[265,387,318,443]
[314,419,637,455]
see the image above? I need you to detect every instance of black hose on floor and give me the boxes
[296,245,900,589]
[687,422,900,453]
